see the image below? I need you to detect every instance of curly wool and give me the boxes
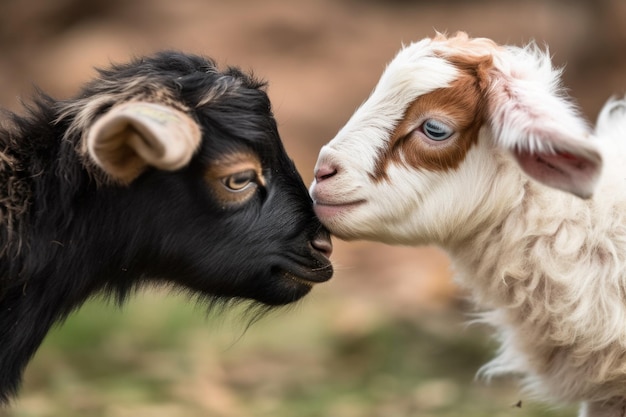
[458,101,626,404]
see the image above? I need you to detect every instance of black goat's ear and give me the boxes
[86,101,202,184]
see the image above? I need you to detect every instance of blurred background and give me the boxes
[1,0,625,416]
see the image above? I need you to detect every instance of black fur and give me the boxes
[0,51,333,403]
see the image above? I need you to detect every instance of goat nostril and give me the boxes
[311,235,333,258]
[314,165,338,183]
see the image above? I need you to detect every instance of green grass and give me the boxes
[1,289,577,417]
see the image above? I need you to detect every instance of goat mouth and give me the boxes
[278,258,333,286]
[313,200,365,219]
[282,271,317,287]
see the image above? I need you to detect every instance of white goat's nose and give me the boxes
[314,163,338,183]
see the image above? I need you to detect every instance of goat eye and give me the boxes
[422,119,454,141]
[222,170,257,191]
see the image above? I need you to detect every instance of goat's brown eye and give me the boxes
[222,170,257,191]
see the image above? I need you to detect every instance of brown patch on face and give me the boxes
[205,151,265,206]
[371,53,493,182]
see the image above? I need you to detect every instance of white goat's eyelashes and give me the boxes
[422,119,454,141]
[221,169,257,191]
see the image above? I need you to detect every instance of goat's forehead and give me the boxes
[323,36,497,178]
[330,43,460,149]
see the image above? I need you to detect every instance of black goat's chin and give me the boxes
[279,257,333,285]
[281,271,316,287]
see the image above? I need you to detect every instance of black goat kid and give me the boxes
[0,52,333,403]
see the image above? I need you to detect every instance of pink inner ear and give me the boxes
[513,149,601,199]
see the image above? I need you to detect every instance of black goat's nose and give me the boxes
[314,164,338,183]
[311,234,333,258]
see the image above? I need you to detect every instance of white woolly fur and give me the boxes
[311,32,625,416]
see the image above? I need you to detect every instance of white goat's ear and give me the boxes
[486,70,602,199]
[86,101,202,184]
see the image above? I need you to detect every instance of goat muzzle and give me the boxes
[311,232,333,259]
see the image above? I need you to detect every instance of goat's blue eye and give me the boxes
[422,119,454,141]
[222,170,257,192]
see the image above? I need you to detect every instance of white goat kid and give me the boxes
[310,32,626,417]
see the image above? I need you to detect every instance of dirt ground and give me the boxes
[1,0,626,415]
